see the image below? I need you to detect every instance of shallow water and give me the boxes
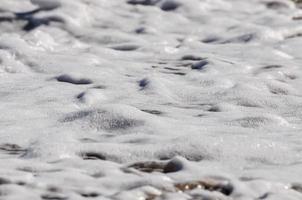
[0,0,302,199]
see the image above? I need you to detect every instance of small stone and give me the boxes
[163,157,184,173]
[160,0,181,11]
[139,78,150,88]
[191,60,209,70]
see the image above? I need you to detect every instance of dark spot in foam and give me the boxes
[139,78,150,88]
[266,1,289,9]
[127,0,180,11]
[262,65,283,70]
[175,43,182,48]
[160,1,181,11]
[258,193,270,199]
[76,92,85,99]
[56,74,93,85]
[81,150,121,163]
[172,72,186,76]
[22,17,49,31]
[111,44,140,51]
[163,71,186,76]
[127,0,160,6]
[191,60,209,70]
[269,85,289,95]
[80,192,99,198]
[41,193,68,200]
[81,152,106,160]
[164,67,181,71]
[254,65,285,76]
[62,109,144,131]
[158,62,167,64]
[207,108,218,112]
[91,172,105,178]
[21,16,64,32]
[270,89,288,95]
[201,36,220,43]
[208,106,221,112]
[162,71,186,76]
[0,16,14,23]
[239,177,258,182]
[0,143,27,155]
[79,138,99,143]
[16,181,27,186]
[123,138,150,144]
[222,33,255,44]
[61,111,92,122]
[141,109,163,115]
[239,34,255,42]
[47,186,62,193]
[135,27,146,34]
[101,116,143,131]
[181,55,204,61]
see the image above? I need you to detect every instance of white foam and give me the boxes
[0,0,302,199]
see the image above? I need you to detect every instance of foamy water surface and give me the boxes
[0,0,302,199]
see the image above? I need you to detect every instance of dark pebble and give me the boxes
[163,157,184,173]
[160,1,181,11]
[191,60,209,70]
